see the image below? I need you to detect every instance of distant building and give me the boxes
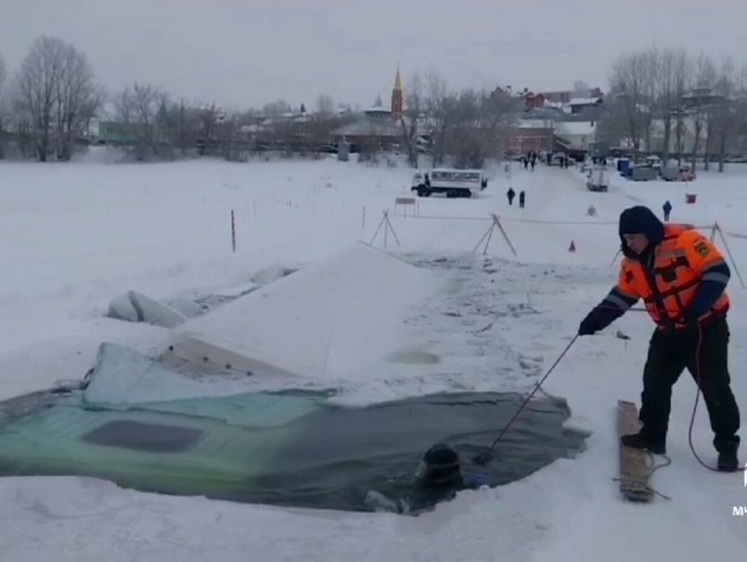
[530,86,604,115]
[97,121,144,145]
[524,92,546,109]
[504,123,555,154]
[554,121,598,150]
[540,90,572,104]
[568,96,603,115]
[330,69,405,150]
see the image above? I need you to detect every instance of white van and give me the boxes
[411,168,488,198]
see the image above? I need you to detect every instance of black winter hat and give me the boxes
[619,206,664,245]
[423,443,460,468]
[416,443,462,487]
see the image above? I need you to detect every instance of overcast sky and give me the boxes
[1,0,745,111]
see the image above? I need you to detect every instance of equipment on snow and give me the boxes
[618,400,655,502]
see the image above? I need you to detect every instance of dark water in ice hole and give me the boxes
[0,389,587,515]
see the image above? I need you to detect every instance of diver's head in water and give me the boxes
[414,443,464,488]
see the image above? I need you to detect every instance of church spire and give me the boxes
[391,67,404,119]
[394,67,403,91]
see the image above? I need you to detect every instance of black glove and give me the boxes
[681,311,703,333]
[578,308,607,336]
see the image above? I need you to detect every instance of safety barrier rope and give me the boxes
[400,214,747,232]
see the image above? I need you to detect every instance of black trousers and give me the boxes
[639,314,741,453]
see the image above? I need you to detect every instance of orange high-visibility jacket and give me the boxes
[616,223,730,328]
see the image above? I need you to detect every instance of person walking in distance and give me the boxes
[519,190,525,208]
[506,187,516,205]
[663,200,672,221]
[576,205,740,471]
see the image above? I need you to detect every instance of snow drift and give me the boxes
[166,243,440,380]
[107,290,189,328]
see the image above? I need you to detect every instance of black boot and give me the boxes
[717,449,739,472]
[620,431,666,454]
[714,435,740,472]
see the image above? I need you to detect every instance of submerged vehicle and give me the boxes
[0,343,585,514]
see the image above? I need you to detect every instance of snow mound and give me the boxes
[251,265,296,285]
[166,297,205,318]
[107,290,188,328]
[166,243,440,379]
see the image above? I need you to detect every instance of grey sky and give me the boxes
[1,0,745,111]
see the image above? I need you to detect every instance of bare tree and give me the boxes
[596,92,629,148]
[687,53,717,169]
[0,52,6,103]
[173,98,189,154]
[443,89,477,168]
[398,72,423,167]
[482,87,521,161]
[712,58,739,171]
[53,44,99,159]
[14,35,68,161]
[441,87,521,169]
[734,65,747,158]
[315,94,335,116]
[655,47,690,163]
[12,36,100,161]
[167,99,205,156]
[261,99,291,119]
[198,102,219,151]
[609,52,648,150]
[670,54,693,165]
[639,48,659,152]
[0,51,7,158]
[117,82,169,159]
[572,80,591,97]
[423,71,458,165]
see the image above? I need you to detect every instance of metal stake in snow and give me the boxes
[231,210,236,253]
[369,210,400,248]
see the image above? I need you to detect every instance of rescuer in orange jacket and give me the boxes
[577,205,740,471]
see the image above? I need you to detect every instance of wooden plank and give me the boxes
[617,400,654,502]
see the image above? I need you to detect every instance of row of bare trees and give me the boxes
[399,71,522,168]
[0,34,522,166]
[599,46,747,171]
[0,35,351,162]
[108,86,359,162]
[105,72,523,168]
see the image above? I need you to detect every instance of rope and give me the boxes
[499,218,618,225]
[644,451,673,500]
[400,214,493,222]
[618,320,745,503]
[687,321,746,473]
[401,215,747,236]
[611,452,673,500]
[473,335,578,464]
[402,214,618,225]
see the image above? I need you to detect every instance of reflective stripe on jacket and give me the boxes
[617,224,730,329]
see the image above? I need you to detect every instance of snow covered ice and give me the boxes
[2,152,747,561]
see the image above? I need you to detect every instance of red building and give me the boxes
[504,127,554,154]
[523,93,546,109]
